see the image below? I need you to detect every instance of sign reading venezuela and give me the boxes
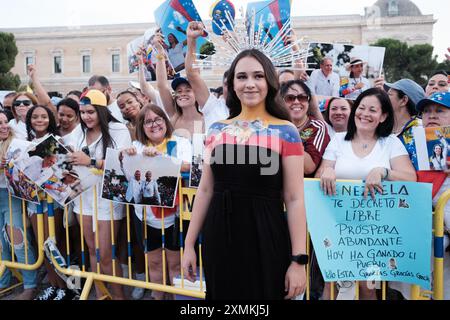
[305,180,432,289]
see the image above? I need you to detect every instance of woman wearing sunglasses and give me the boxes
[281,80,330,177]
[9,92,37,140]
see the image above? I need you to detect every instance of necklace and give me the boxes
[295,117,309,131]
[362,143,369,150]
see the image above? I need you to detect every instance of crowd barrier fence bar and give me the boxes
[2,181,447,300]
[0,192,45,296]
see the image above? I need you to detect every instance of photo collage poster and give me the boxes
[102,148,182,208]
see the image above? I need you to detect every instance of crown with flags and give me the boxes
[193,0,313,72]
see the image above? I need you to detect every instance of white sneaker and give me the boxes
[131,287,145,300]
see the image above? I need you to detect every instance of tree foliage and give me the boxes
[373,38,448,87]
[0,32,20,90]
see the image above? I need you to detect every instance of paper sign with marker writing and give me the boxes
[305,180,432,289]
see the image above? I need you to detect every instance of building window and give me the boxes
[54,56,62,74]
[82,55,91,73]
[25,56,34,67]
[112,54,120,73]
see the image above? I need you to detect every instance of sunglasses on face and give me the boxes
[283,94,310,104]
[13,100,32,107]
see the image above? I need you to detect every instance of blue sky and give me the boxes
[0,0,448,60]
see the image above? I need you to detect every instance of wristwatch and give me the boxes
[90,158,97,167]
[291,254,309,265]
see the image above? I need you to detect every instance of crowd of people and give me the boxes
[0,20,449,301]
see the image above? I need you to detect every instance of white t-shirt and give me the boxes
[132,135,192,229]
[8,120,27,140]
[344,76,371,100]
[108,100,125,124]
[200,94,230,132]
[168,43,185,70]
[65,122,132,220]
[307,69,340,97]
[323,132,408,180]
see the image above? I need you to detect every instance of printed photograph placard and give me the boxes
[307,43,385,100]
[189,133,206,188]
[246,0,291,49]
[154,0,215,73]
[102,148,181,208]
[127,27,177,80]
[14,135,98,206]
[413,125,450,171]
[4,139,40,204]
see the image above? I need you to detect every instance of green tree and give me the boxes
[0,32,20,90]
[373,38,442,87]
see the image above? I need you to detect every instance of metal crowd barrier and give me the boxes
[0,193,45,296]
[1,183,448,300]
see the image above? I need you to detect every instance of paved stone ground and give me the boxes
[0,266,157,300]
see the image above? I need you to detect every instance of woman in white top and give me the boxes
[8,92,37,140]
[66,89,132,300]
[165,32,187,73]
[23,104,74,300]
[341,58,371,100]
[318,88,416,300]
[57,98,82,138]
[122,104,192,300]
[323,98,353,139]
[153,33,204,140]
[0,110,38,300]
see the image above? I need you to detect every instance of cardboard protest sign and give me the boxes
[413,125,450,171]
[14,135,98,206]
[307,43,385,99]
[305,179,432,289]
[154,0,215,73]
[102,148,181,208]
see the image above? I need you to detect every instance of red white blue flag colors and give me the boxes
[246,0,292,43]
[210,0,236,36]
[154,0,213,72]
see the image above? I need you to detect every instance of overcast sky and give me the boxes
[0,0,448,60]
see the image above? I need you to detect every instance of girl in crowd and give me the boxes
[23,105,75,300]
[122,104,192,299]
[9,92,37,140]
[319,88,417,300]
[323,97,353,138]
[182,49,307,300]
[153,34,204,139]
[66,89,132,300]
[425,71,449,98]
[386,79,425,170]
[116,90,143,141]
[0,110,38,300]
[280,80,330,177]
[57,98,81,138]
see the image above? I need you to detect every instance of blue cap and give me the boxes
[385,79,425,106]
[416,92,450,112]
[171,77,190,91]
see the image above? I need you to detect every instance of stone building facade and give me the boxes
[2,0,436,94]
